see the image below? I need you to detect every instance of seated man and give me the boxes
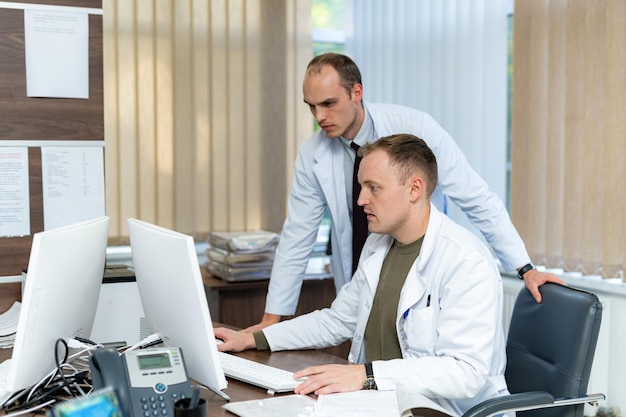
[214,133,509,416]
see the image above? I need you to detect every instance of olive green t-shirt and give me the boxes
[364,237,423,361]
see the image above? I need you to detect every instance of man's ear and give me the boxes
[408,176,424,201]
[351,83,363,103]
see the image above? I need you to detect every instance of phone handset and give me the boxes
[89,348,133,417]
[89,347,193,417]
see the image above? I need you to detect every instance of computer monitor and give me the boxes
[127,218,228,399]
[2,216,110,403]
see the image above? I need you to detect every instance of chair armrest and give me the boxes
[462,391,555,417]
[462,392,606,417]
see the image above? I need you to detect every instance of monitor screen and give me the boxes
[4,216,110,396]
[127,218,227,398]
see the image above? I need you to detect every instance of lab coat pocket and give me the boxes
[404,306,436,356]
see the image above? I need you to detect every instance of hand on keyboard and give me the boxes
[213,326,256,352]
[213,330,309,394]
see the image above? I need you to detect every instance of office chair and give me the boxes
[463,283,604,417]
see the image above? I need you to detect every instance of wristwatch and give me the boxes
[517,263,535,280]
[362,362,377,390]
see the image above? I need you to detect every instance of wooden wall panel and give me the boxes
[0,10,103,141]
[12,0,101,6]
[0,1,103,277]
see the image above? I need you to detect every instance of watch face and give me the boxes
[363,377,377,390]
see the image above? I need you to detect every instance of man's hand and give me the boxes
[293,364,366,396]
[213,327,256,352]
[523,269,566,303]
[243,313,282,333]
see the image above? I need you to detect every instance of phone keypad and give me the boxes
[139,392,187,416]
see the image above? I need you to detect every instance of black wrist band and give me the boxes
[362,362,377,390]
[517,263,535,280]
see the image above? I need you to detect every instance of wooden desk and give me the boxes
[0,345,348,416]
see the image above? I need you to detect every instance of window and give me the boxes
[312,0,346,55]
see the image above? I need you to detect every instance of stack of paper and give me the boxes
[0,301,21,349]
[209,230,280,253]
[206,231,279,282]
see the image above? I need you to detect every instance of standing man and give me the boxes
[216,135,509,416]
[247,52,563,332]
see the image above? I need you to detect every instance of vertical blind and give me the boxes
[102,0,312,241]
[511,0,626,280]
[346,0,509,237]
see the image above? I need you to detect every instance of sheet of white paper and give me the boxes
[315,390,400,417]
[222,395,316,417]
[0,147,30,237]
[24,9,89,99]
[41,146,105,230]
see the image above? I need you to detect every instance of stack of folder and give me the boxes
[206,231,279,282]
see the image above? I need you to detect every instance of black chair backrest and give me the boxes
[505,283,602,417]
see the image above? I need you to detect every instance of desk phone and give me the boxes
[90,347,192,417]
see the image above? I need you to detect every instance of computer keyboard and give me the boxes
[218,352,302,394]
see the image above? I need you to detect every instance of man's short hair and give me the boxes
[360,134,438,197]
[306,53,362,95]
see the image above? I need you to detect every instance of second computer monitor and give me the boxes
[127,218,227,397]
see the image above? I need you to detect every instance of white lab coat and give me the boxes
[263,206,509,417]
[266,101,529,316]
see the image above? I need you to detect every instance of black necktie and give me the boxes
[351,142,368,275]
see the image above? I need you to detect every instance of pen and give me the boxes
[189,386,200,409]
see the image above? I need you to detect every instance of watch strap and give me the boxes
[517,263,535,280]
[362,362,377,390]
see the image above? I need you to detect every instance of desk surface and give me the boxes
[0,343,348,416]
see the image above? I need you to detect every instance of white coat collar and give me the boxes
[361,203,443,269]
[359,203,445,313]
[415,203,444,272]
